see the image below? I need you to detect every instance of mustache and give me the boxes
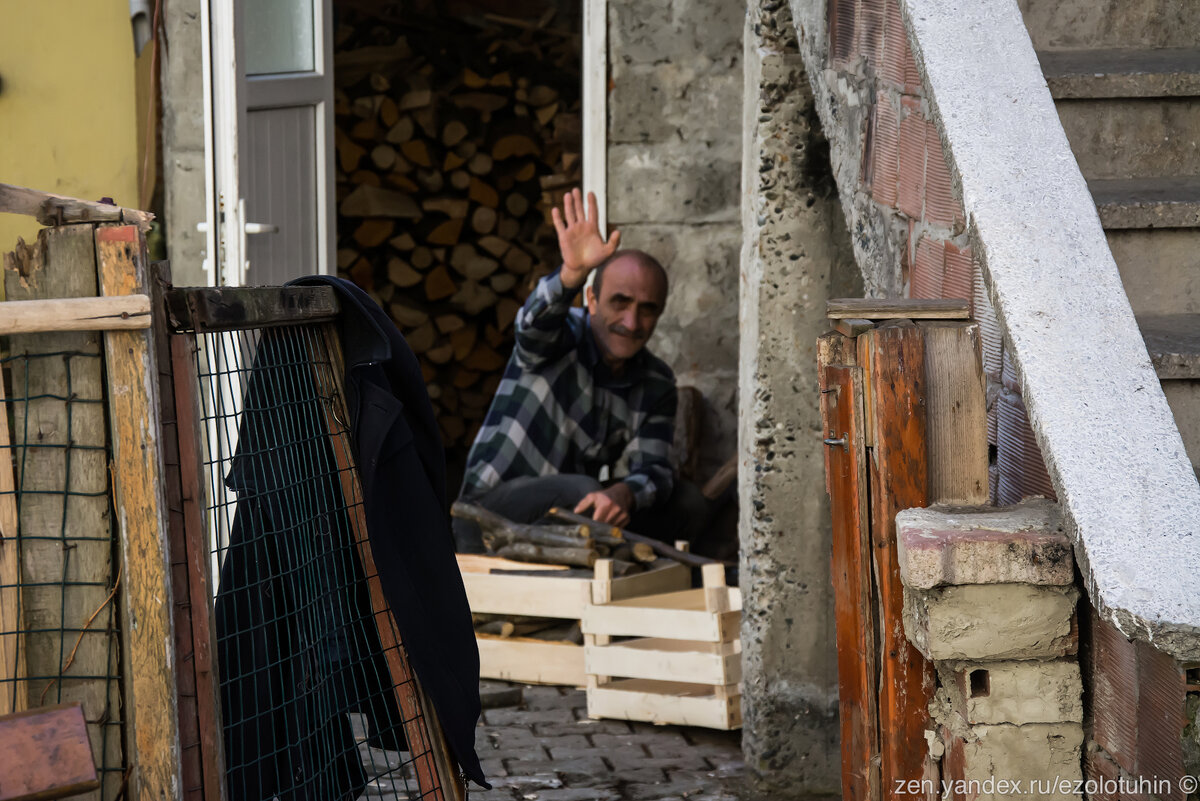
[608,323,646,340]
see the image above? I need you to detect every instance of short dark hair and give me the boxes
[592,249,668,300]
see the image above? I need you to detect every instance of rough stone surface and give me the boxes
[1092,177,1200,230]
[905,583,1078,662]
[940,661,1083,726]
[949,723,1084,801]
[896,499,1073,589]
[162,0,209,287]
[1016,0,1200,50]
[471,684,743,801]
[607,0,745,477]
[899,0,1200,659]
[737,3,860,798]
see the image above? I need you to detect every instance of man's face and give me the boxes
[586,256,667,367]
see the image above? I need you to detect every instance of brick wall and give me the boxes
[810,0,1056,505]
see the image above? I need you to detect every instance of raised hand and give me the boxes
[551,188,621,289]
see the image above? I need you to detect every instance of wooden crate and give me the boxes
[583,562,742,729]
[457,553,690,686]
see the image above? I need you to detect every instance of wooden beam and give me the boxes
[96,224,183,801]
[0,183,153,232]
[476,635,586,686]
[826,298,970,320]
[861,323,937,799]
[0,359,24,717]
[163,286,339,333]
[0,703,99,801]
[0,296,151,335]
[920,321,989,504]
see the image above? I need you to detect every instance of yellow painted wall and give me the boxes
[0,1,140,252]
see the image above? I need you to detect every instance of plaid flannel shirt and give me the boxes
[461,270,677,510]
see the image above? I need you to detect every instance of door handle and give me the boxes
[245,222,279,234]
[823,433,849,452]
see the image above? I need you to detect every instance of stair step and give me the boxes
[1138,314,1200,379]
[1040,48,1200,99]
[1091,177,1200,229]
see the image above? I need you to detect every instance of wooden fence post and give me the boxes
[96,224,182,801]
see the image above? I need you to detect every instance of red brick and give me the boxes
[903,36,923,94]
[972,270,1003,381]
[869,92,900,206]
[995,391,1056,504]
[897,96,926,218]
[878,0,908,87]
[1084,748,1122,801]
[830,0,860,65]
[923,125,961,228]
[910,235,945,299]
[859,0,886,71]
[942,242,974,306]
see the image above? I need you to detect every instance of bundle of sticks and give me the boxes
[451,502,656,576]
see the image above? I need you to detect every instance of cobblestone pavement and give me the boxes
[470,685,745,801]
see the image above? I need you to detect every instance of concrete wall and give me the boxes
[0,2,140,255]
[606,0,745,476]
[162,0,209,287]
[738,2,860,796]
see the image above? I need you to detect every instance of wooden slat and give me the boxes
[820,359,879,801]
[4,225,122,799]
[96,224,183,801]
[0,182,154,232]
[920,321,989,504]
[169,334,226,801]
[584,637,741,685]
[314,325,461,801]
[826,298,970,319]
[862,323,937,799]
[586,679,741,730]
[163,286,339,333]
[0,703,99,801]
[477,634,586,686]
[0,296,151,335]
[0,359,24,717]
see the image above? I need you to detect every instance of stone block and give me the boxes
[608,0,742,66]
[611,62,744,145]
[608,145,741,224]
[944,722,1083,800]
[904,583,1078,661]
[941,660,1083,725]
[896,499,1072,590]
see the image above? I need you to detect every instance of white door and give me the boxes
[203,0,335,287]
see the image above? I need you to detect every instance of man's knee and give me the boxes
[541,474,603,507]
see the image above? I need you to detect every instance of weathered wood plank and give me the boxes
[920,321,989,504]
[3,225,121,800]
[862,323,937,799]
[0,358,25,717]
[169,331,227,801]
[314,325,459,801]
[826,298,970,319]
[820,362,879,801]
[0,703,99,801]
[164,286,339,333]
[96,224,182,801]
[0,183,153,232]
[0,296,150,335]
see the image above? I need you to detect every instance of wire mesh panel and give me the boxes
[0,345,125,800]
[185,317,450,801]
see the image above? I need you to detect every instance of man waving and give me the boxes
[453,189,704,552]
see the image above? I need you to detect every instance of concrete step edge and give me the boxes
[1040,47,1200,99]
[1091,177,1200,229]
[1138,313,1200,380]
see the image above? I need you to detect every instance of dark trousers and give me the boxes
[452,474,710,554]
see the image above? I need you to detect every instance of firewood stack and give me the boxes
[333,7,581,455]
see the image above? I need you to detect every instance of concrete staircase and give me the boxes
[1020,1,1200,474]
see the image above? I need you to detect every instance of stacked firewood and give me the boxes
[333,9,581,453]
[452,502,658,576]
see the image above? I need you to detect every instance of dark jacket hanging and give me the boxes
[289,275,486,787]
